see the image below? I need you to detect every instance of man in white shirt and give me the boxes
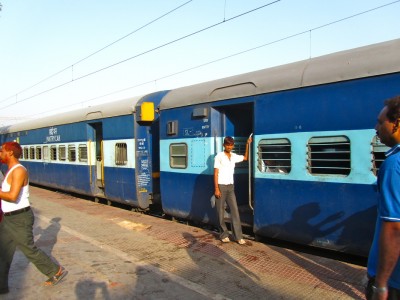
[214,136,252,245]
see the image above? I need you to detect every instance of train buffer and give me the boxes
[3,186,366,299]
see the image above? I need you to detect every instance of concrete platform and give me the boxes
[1,186,366,299]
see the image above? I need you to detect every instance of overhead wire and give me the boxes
[0,0,281,110]
[23,0,400,121]
[29,0,400,115]
[72,0,194,66]
[2,0,399,118]
[0,0,194,104]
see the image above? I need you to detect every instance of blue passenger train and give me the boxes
[1,39,400,256]
[0,91,168,209]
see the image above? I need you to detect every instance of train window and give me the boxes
[232,138,249,169]
[36,147,42,160]
[78,144,88,162]
[233,140,246,155]
[59,146,66,161]
[170,143,187,168]
[371,136,390,176]
[43,146,49,160]
[50,146,57,161]
[115,143,127,165]
[23,147,29,159]
[29,147,35,160]
[68,145,76,162]
[307,136,351,176]
[258,138,291,174]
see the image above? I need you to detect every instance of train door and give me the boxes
[88,122,105,196]
[212,102,254,228]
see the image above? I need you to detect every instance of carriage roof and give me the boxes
[0,96,142,134]
[159,39,400,110]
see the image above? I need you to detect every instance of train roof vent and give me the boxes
[86,111,103,120]
[210,82,256,100]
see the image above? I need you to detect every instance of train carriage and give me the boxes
[158,39,400,256]
[1,39,399,256]
[0,91,168,209]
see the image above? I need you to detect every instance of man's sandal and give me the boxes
[44,266,68,286]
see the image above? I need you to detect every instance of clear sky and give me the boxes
[0,0,399,126]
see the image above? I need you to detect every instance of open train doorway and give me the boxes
[88,122,104,195]
[212,102,254,228]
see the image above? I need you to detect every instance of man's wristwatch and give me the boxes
[372,285,388,294]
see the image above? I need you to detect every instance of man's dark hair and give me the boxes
[385,96,400,122]
[2,142,22,158]
[223,136,234,145]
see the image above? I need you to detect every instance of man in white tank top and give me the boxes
[0,142,67,294]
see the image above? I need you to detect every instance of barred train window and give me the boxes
[59,146,66,161]
[29,147,35,159]
[68,145,76,162]
[170,143,187,168]
[115,143,127,165]
[43,146,49,160]
[371,136,390,176]
[79,144,88,162]
[307,136,351,176]
[258,138,291,174]
[36,147,42,160]
[24,147,28,159]
[50,146,57,161]
[232,138,248,169]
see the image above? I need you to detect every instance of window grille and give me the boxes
[115,143,128,165]
[29,147,35,159]
[58,146,66,161]
[23,147,28,159]
[68,145,76,162]
[258,138,291,174]
[232,138,249,169]
[79,144,88,162]
[36,147,42,160]
[233,142,246,155]
[170,143,187,168]
[43,146,49,160]
[371,136,390,176]
[50,146,57,161]
[307,136,351,176]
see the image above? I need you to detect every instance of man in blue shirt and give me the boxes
[367,96,400,299]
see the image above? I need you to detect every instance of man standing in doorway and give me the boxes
[367,96,400,299]
[214,136,252,245]
[0,142,67,294]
